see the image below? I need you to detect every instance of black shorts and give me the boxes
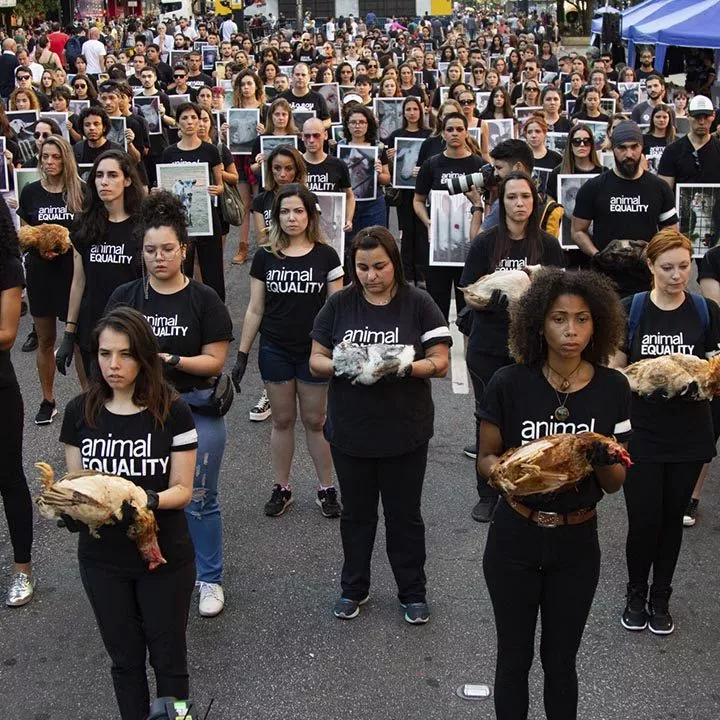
[25,250,73,320]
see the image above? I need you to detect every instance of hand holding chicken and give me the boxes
[622,354,720,400]
[332,342,415,385]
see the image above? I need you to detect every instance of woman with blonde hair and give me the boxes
[17,136,84,424]
[249,98,300,180]
[232,184,344,519]
[9,87,41,111]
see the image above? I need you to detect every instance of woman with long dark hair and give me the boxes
[233,184,343,518]
[546,123,605,202]
[310,226,451,623]
[480,86,513,120]
[56,150,145,379]
[461,172,564,522]
[60,306,197,719]
[107,192,232,619]
[479,268,631,720]
[0,198,34,607]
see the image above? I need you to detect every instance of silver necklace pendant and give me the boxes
[554,405,570,421]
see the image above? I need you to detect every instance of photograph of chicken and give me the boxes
[35,462,166,570]
[460,268,537,306]
[621,354,720,400]
[490,432,632,497]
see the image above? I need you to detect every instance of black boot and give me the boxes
[648,585,674,635]
[621,582,648,631]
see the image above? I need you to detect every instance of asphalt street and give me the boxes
[1,227,719,720]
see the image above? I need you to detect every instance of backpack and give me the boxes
[539,198,563,239]
[627,291,709,349]
[65,35,85,64]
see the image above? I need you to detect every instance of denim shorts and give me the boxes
[258,339,327,385]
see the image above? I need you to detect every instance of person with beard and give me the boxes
[631,75,670,126]
[636,48,656,81]
[572,121,677,295]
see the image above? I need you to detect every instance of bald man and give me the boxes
[0,38,19,104]
[82,26,106,76]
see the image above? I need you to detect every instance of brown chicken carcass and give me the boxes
[18,224,72,255]
[35,462,166,570]
[591,239,648,272]
[622,354,720,400]
[460,267,539,307]
[489,432,632,497]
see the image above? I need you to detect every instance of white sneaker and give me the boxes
[198,582,225,617]
[249,390,271,421]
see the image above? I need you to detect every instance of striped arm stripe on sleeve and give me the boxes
[421,326,452,344]
[613,419,632,435]
[659,207,678,222]
[172,429,199,448]
[327,266,344,282]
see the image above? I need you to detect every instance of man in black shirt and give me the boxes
[636,48,656,81]
[146,44,173,88]
[73,106,123,165]
[168,65,197,102]
[510,57,540,104]
[294,33,317,64]
[302,117,355,230]
[0,38,18,105]
[15,67,50,111]
[136,66,174,186]
[185,51,213,93]
[280,63,331,129]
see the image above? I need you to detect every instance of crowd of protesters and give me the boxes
[1,6,719,719]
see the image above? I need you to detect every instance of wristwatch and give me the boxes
[165,354,180,367]
[470,205,483,214]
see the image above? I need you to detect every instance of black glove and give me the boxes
[484,289,509,313]
[145,488,160,511]
[644,387,670,402]
[586,441,616,467]
[57,513,81,533]
[231,351,248,393]
[55,330,76,375]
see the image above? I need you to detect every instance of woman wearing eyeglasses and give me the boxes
[107,191,232,619]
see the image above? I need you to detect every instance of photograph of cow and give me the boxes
[227,108,259,155]
[156,162,213,237]
[392,137,424,190]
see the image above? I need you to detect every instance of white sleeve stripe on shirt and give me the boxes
[613,419,632,435]
[659,207,678,222]
[327,265,344,282]
[173,429,199,447]
[421,326,451,343]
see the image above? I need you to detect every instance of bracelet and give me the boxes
[65,321,77,327]
[470,205,483,214]
[425,357,438,376]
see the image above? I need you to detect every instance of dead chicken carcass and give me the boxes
[622,354,720,400]
[459,267,539,307]
[35,462,166,570]
[489,432,632,497]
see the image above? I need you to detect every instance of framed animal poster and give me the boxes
[311,82,341,124]
[429,190,473,266]
[132,96,162,135]
[14,168,41,205]
[156,162,212,237]
[107,116,127,151]
[485,118,514,152]
[557,174,598,249]
[392,137,424,190]
[0,138,7,192]
[676,184,720,258]
[337,145,378,202]
[259,135,299,189]
[315,191,346,262]
[373,97,405,144]
[227,108,259,155]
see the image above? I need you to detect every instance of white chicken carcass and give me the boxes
[332,342,415,385]
[459,267,539,307]
[35,462,166,570]
[622,354,720,400]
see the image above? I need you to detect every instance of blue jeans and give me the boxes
[181,388,227,584]
[346,195,388,248]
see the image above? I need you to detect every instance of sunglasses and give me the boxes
[459,98,475,105]
[16,75,31,81]
[34,131,51,139]
[174,74,186,78]
[75,83,87,88]
[303,132,322,139]
[368,63,378,68]
[571,137,592,147]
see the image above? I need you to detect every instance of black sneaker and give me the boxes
[22,328,38,353]
[648,588,674,635]
[471,497,498,523]
[621,583,648,631]
[683,498,699,527]
[35,400,57,425]
[333,595,369,619]
[463,443,478,459]
[264,484,293,517]
[402,601,430,625]
[316,487,341,518]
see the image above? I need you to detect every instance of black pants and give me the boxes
[623,460,702,590]
[483,500,600,720]
[184,234,225,302]
[0,383,32,564]
[468,351,513,497]
[399,193,427,285]
[331,443,428,604]
[79,559,196,720]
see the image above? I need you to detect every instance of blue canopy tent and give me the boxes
[590,0,668,37]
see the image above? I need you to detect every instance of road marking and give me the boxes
[449,298,469,394]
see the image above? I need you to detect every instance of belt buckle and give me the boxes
[536,511,561,528]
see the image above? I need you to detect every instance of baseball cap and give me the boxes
[689,95,715,116]
[342,92,363,105]
[586,46,600,59]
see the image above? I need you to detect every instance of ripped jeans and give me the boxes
[181,388,227,585]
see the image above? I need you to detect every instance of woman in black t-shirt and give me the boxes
[161,101,225,301]
[478,269,631,720]
[233,184,344,519]
[59,306,198,720]
[107,192,233,620]
[461,172,565,521]
[310,226,451,624]
[642,103,674,174]
[611,230,720,636]
[57,150,144,378]
[386,97,432,285]
[0,200,35,608]
[521,114,563,195]
[17,136,84,426]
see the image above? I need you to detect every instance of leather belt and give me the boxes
[506,497,596,528]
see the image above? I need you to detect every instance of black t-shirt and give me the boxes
[59,395,198,569]
[622,292,720,461]
[250,244,344,353]
[478,363,632,512]
[311,284,452,457]
[107,279,233,392]
[73,217,141,349]
[657,135,720,184]
[698,245,720,282]
[546,118,572,133]
[573,170,678,251]
[73,139,124,165]
[572,110,611,124]
[305,154,351,193]
[250,189,276,229]
[460,227,565,355]
[417,134,445,166]
[186,72,213,93]
[0,256,24,387]
[415,151,485,206]
[279,89,330,121]
[642,133,667,159]
[17,181,76,229]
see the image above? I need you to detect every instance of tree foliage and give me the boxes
[14,0,60,22]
